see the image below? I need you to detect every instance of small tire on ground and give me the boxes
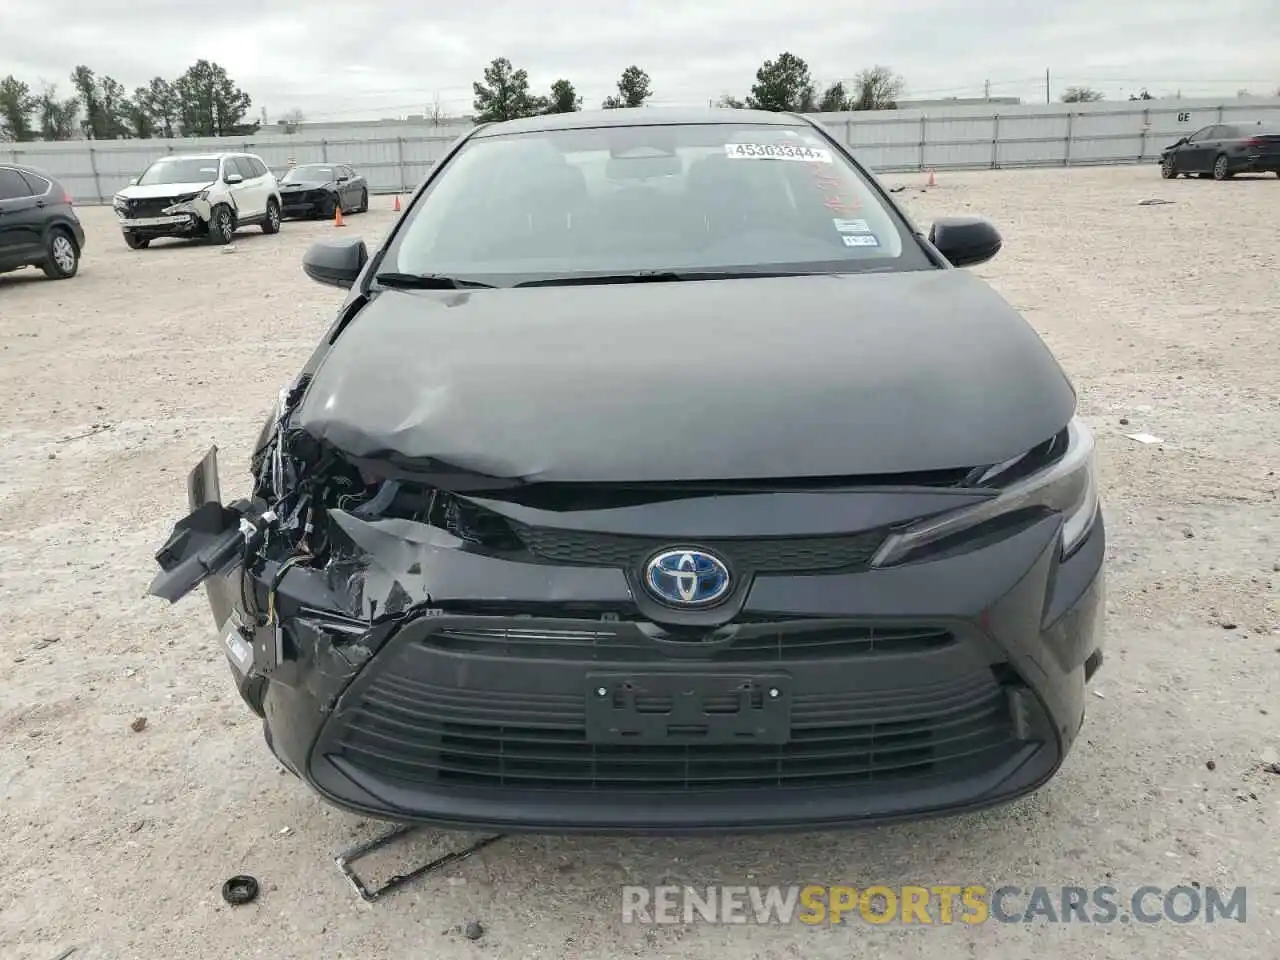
[207,205,235,244]
[123,232,150,250]
[41,227,79,279]
[261,199,281,234]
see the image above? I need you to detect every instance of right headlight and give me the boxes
[871,417,1099,567]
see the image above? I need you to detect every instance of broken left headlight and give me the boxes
[871,417,1099,566]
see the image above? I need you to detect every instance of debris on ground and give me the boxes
[1125,432,1163,444]
[1205,760,1216,771]
[1138,198,1175,205]
[221,875,260,905]
[464,920,485,941]
[130,716,147,732]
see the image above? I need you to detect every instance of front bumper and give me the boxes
[280,191,332,218]
[242,507,1105,835]
[117,213,207,238]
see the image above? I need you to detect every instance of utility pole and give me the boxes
[1045,69,1050,104]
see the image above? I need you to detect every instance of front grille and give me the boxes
[330,668,1020,791]
[429,621,956,661]
[126,197,180,218]
[510,522,886,572]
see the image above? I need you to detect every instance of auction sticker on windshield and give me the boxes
[724,143,833,163]
[842,234,880,247]
[832,218,871,233]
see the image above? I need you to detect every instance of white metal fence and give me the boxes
[6,97,1279,204]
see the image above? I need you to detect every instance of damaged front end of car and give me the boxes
[146,374,567,778]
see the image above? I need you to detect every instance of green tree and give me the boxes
[122,93,155,138]
[175,60,255,136]
[140,77,180,137]
[747,52,816,112]
[602,65,652,109]
[472,57,545,122]
[0,75,37,141]
[36,83,79,140]
[1061,86,1103,103]
[817,81,851,112]
[71,65,104,138]
[545,79,582,113]
[98,76,128,138]
[850,66,903,111]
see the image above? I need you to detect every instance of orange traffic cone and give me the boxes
[334,205,346,228]
[926,168,936,187]
[392,195,401,212]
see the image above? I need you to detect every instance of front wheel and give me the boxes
[207,205,236,244]
[41,228,79,279]
[123,232,150,250]
[357,189,369,213]
[261,199,281,234]
[1160,156,1177,179]
[1212,154,1232,181]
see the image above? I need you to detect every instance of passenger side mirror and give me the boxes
[336,175,349,182]
[225,173,244,184]
[928,216,1002,268]
[303,238,368,289]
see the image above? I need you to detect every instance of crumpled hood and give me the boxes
[295,270,1077,482]
[117,181,214,199]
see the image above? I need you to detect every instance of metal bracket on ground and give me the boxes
[334,825,507,902]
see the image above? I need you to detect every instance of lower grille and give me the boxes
[329,667,1022,792]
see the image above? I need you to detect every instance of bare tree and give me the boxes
[850,66,904,110]
[1061,86,1104,103]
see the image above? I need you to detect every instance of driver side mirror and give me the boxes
[336,175,349,182]
[303,238,368,289]
[1174,137,1188,146]
[225,173,244,184]
[928,216,1002,268]
[128,177,139,185]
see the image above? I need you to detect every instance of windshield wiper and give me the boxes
[515,270,824,288]
[373,272,495,290]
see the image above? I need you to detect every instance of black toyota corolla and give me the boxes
[150,108,1105,835]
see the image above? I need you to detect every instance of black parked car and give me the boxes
[1160,122,1280,180]
[150,108,1105,835]
[278,163,369,219]
[0,164,84,280]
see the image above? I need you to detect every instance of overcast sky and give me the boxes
[6,0,1278,121]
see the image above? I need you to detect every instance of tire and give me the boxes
[261,199,281,234]
[207,204,236,244]
[1212,154,1232,181]
[324,194,339,219]
[1160,156,1177,179]
[41,228,79,279]
[123,232,150,250]
[357,189,368,213]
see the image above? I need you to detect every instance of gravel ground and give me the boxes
[1,165,1277,960]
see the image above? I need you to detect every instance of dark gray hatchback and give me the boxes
[150,108,1105,834]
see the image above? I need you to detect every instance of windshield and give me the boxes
[282,164,336,183]
[137,158,220,186]
[383,122,932,285]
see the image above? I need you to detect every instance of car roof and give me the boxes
[472,107,810,138]
[1,162,56,180]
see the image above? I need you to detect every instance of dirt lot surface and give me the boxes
[1,166,1278,959]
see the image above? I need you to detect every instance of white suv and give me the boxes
[112,152,283,248]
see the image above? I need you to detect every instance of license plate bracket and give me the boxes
[585,672,791,745]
